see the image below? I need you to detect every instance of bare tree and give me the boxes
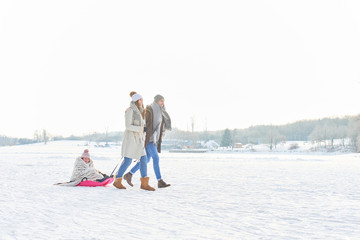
[348,115,360,152]
[33,130,41,143]
[43,129,49,144]
[309,125,325,149]
[266,126,283,150]
[105,126,109,146]
[190,116,196,133]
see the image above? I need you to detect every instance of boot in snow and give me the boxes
[158,179,171,188]
[140,177,155,191]
[113,178,126,189]
[123,172,134,187]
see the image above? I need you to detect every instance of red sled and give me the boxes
[77,178,114,187]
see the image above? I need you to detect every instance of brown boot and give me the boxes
[123,172,134,187]
[113,178,126,189]
[158,179,171,188]
[140,177,155,191]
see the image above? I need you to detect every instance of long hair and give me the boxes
[130,91,146,119]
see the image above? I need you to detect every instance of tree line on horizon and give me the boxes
[1,115,360,152]
[165,115,360,152]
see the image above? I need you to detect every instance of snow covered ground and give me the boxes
[215,139,353,153]
[1,141,360,239]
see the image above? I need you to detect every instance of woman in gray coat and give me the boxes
[123,94,172,188]
[113,91,155,191]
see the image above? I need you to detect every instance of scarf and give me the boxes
[130,101,144,121]
[150,102,172,144]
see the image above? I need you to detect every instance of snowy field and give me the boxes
[1,141,360,240]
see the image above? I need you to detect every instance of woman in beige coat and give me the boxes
[113,91,155,191]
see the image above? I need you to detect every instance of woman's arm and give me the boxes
[125,108,142,133]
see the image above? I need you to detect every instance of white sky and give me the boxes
[1,0,360,138]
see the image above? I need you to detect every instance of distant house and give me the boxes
[234,143,243,148]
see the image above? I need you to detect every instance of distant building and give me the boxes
[234,143,243,148]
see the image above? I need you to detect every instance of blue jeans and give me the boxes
[130,142,162,180]
[116,155,147,178]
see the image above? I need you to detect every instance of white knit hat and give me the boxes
[132,93,142,102]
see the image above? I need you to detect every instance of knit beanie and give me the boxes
[130,91,142,102]
[81,149,90,158]
[132,94,142,102]
[154,94,164,103]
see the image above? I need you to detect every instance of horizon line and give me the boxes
[1,113,358,140]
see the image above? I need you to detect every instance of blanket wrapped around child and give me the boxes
[65,157,104,186]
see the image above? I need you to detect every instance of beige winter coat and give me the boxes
[121,102,146,160]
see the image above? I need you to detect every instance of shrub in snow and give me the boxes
[289,143,299,150]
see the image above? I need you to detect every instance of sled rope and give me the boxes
[109,157,124,177]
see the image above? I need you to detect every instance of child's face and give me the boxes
[82,157,90,163]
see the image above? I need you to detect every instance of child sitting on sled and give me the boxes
[69,149,109,185]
